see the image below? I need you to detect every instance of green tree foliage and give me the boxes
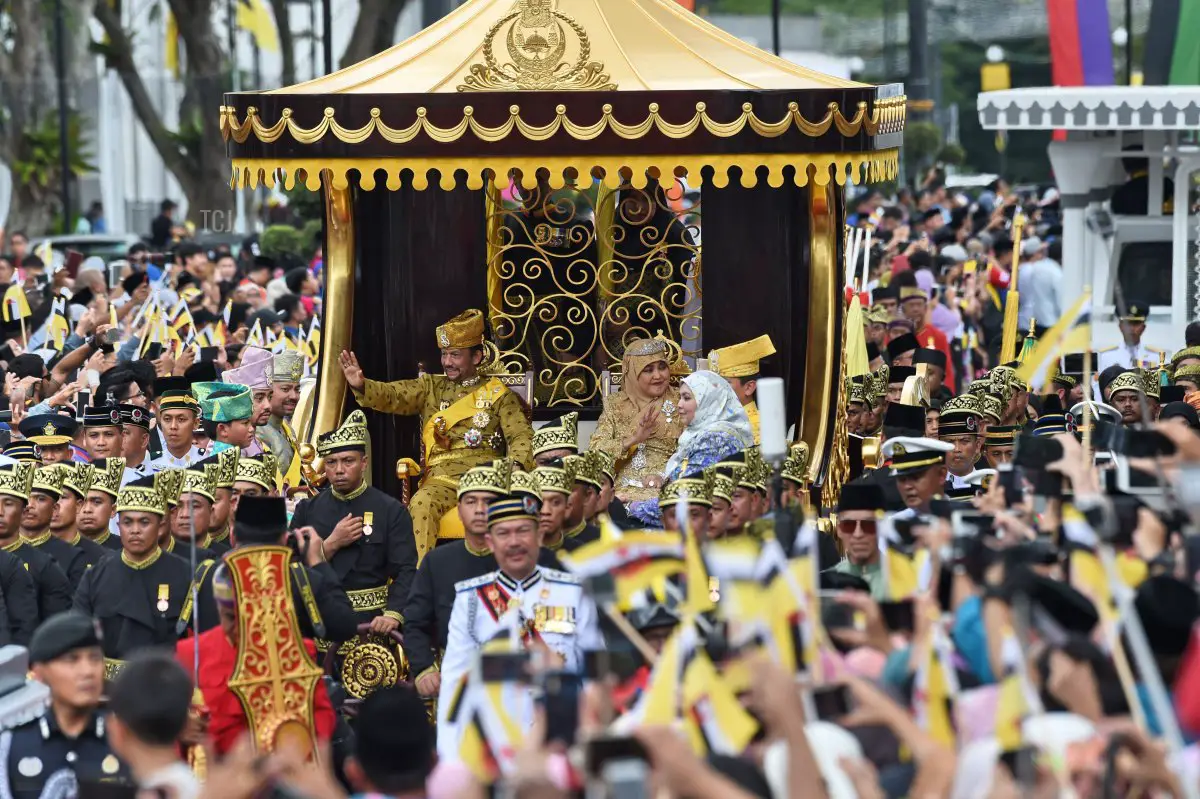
[259,224,306,262]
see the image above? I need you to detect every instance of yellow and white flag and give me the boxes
[2,284,30,322]
[1014,292,1091,391]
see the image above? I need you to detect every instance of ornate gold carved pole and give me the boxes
[801,180,842,507]
[309,174,356,449]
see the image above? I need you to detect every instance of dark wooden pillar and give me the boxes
[350,177,487,495]
[700,167,814,428]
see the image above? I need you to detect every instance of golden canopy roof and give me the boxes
[221,0,903,191]
[274,0,867,95]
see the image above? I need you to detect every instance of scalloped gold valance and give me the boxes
[219,97,906,146]
[229,150,899,191]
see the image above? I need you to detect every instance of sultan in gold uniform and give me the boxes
[342,309,533,557]
[708,335,776,445]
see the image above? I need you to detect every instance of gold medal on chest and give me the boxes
[362,511,374,537]
[507,596,521,612]
[102,754,120,775]
[156,584,170,613]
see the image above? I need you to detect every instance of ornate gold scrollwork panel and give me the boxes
[485,172,702,408]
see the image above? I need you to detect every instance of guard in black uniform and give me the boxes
[290,412,417,635]
[22,466,93,588]
[164,465,219,563]
[202,449,238,556]
[0,462,72,620]
[2,613,128,799]
[180,495,358,643]
[77,458,125,553]
[48,464,110,570]
[561,452,602,552]
[72,476,192,681]
[0,548,38,646]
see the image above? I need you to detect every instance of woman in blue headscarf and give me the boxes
[628,369,754,527]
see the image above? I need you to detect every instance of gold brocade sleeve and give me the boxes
[353,376,431,417]
[496,392,534,469]
[588,396,628,464]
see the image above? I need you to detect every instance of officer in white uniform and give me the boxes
[436,491,603,759]
[148,377,207,470]
[118,405,160,486]
[880,436,953,522]
[1098,301,1165,372]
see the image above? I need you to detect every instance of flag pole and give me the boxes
[1081,286,1093,463]
[999,212,1025,363]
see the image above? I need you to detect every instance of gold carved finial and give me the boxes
[458,0,617,92]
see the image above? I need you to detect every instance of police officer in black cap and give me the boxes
[17,415,78,466]
[3,612,127,798]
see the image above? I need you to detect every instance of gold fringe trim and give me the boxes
[219,97,907,146]
[230,150,899,191]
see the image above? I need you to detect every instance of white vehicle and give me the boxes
[978,86,1200,353]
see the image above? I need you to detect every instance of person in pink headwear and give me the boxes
[221,346,274,458]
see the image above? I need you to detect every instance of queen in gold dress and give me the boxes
[588,338,686,503]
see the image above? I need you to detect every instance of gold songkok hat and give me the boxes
[0,462,34,502]
[899,286,929,302]
[436,309,485,349]
[1108,369,1145,397]
[781,442,810,485]
[154,468,186,508]
[271,351,304,384]
[709,335,776,379]
[659,471,715,508]
[1175,364,1200,385]
[116,475,167,516]
[30,465,67,499]
[744,448,769,491]
[60,463,94,499]
[865,304,892,325]
[234,455,277,493]
[534,459,576,496]
[565,452,602,489]
[211,448,239,490]
[1144,368,1163,400]
[533,412,579,457]
[591,449,616,484]
[179,466,217,503]
[316,410,368,456]
[846,375,870,405]
[978,393,1004,423]
[938,395,983,437]
[457,458,510,499]
[706,466,737,503]
[509,467,541,502]
[89,458,125,498]
[1172,346,1200,368]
